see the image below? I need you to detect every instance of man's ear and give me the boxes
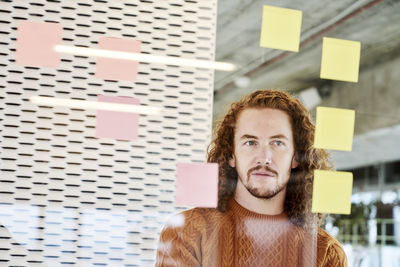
[229,155,236,168]
[291,153,299,169]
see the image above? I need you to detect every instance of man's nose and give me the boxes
[256,145,272,165]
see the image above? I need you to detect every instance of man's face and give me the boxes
[229,108,298,199]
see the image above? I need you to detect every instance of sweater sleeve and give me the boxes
[323,242,348,267]
[317,228,347,267]
[317,228,348,267]
[155,211,202,267]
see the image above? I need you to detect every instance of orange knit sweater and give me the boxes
[156,199,347,267]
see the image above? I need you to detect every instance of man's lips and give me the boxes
[247,165,278,179]
[251,171,275,177]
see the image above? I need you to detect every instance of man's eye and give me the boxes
[244,140,257,146]
[273,140,284,146]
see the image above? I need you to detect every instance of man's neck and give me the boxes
[233,182,286,215]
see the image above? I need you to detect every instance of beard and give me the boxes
[243,165,289,199]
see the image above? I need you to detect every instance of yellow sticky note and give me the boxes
[259,5,302,52]
[320,37,361,82]
[312,170,353,214]
[314,107,355,151]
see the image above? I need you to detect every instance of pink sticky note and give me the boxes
[175,163,218,208]
[95,95,140,141]
[16,20,62,67]
[95,37,141,81]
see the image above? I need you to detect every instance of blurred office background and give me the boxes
[1,0,400,266]
[214,0,400,266]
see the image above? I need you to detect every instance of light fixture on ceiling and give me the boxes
[30,96,161,115]
[54,45,236,72]
[298,87,321,110]
[234,76,250,88]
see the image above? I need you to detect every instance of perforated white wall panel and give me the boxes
[0,0,217,266]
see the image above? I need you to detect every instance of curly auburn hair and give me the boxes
[207,89,332,228]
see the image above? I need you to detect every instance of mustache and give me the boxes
[247,165,278,177]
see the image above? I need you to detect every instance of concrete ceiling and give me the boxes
[213,0,400,169]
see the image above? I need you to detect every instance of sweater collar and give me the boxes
[229,198,289,222]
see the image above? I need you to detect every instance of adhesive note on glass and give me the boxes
[175,163,218,208]
[320,37,361,83]
[312,170,353,215]
[16,20,62,67]
[314,107,355,151]
[259,5,302,52]
[95,95,139,141]
[95,37,141,81]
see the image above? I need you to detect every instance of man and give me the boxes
[156,90,348,266]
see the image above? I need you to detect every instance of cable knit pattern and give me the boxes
[156,200,347,267]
